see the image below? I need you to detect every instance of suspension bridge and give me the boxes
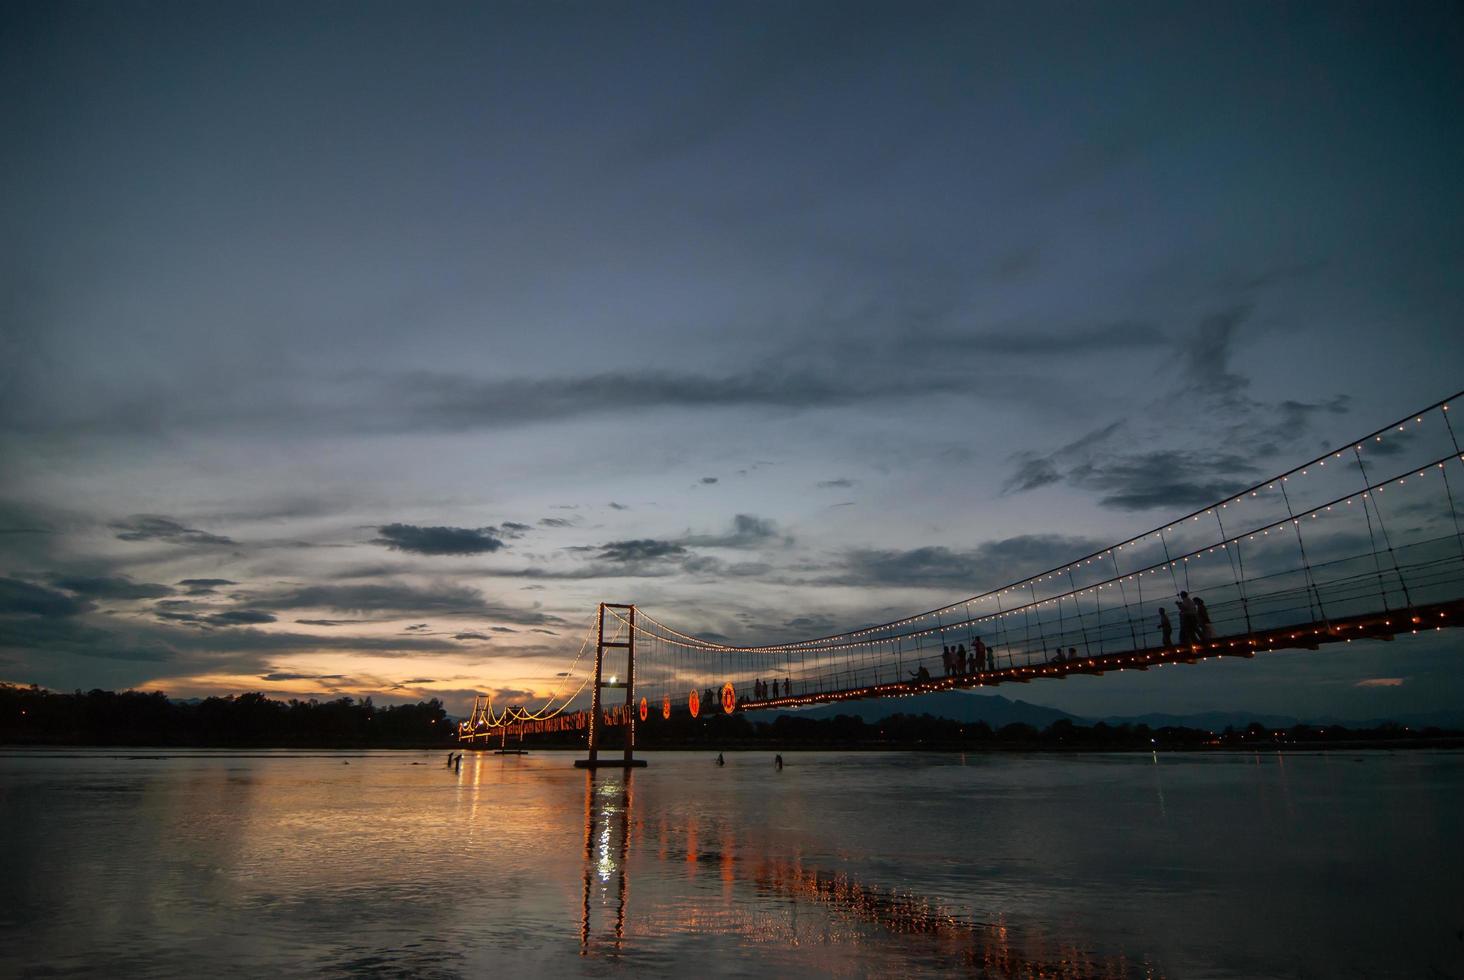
[460,391,1464,765]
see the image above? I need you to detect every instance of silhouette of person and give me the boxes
[956,643,968,676]
[1159,607,1173,646]
[1176,591,1198,644]
[941,645,952,676]
[1068,647,1078,662]
[775,754,784,770]
[1195,596,1213,642]
[716,752,725,767]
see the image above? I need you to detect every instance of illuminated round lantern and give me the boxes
[638,697,647,722]
[721,682,736,715]
[661,694,671,720]
[688,689,700,718]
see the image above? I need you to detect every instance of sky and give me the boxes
[2,0,1462,721]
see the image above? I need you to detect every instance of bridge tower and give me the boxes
[574,602,647,769]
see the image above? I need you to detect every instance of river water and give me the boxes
[1,748,1460,978]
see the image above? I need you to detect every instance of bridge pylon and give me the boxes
[574,602,647,769]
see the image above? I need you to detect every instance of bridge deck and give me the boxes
[741,598,1464,713]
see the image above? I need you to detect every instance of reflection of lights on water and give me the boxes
[598,812,615,881]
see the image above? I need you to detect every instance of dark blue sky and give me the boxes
[2,1,1461,718]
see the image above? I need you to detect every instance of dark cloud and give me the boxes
[490,626,517,633]
[404,623,431,632]
[1181,305,1251,398]
[832,534,1104,590]
[327,323,1187,435]
[0,501,55,538]
[919,321,1164,360]
[607,502,629,511]
[294,618,369,626]
[700,476,719,485]
[1067,451,1256,511]
[1002,457,1062,494]
[1,607,471,695]
[817,478,854,489]
[1216,395,1351,459]
[453,632,490,641]
[110,515,234,546]
[783,614,845,634]
[1003,421,1126,495]
[1002,402,1304,511]
[251,582,562,624]
[0,577,94,617]
[372,523,506,556]
[387,369,938,432]
[50,575,174,600]
[538,517,575,528]
[596,539,689,563]
[177,578,237,596]
[1,616,174,664]
[204,609,278,626]
[400,678,436,685]
[491,515,788,581]
[684,514,787,548]
[499,522,531,536]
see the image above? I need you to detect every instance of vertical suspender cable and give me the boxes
[1354,446,1412,609]
[1112,551,1140,653]
[1279,480,1329,629]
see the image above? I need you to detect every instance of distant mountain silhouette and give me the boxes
[1096,711,1301,731]
[777,692,1464,733]
[1098,708,1464,731]
[778,691,1082,728]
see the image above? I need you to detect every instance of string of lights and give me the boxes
[463,609,600,730]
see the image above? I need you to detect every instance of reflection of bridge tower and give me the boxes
[579,771,634,954]
[575,603,647,769]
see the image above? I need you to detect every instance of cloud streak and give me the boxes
[373,523,508,556]
[110,516,234,546]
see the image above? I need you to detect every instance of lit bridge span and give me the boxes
[461,390,1464,766]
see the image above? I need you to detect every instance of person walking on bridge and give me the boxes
[1176,591,1198,645]
[1159,607,1173,647]
[1195,596,1213,642]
